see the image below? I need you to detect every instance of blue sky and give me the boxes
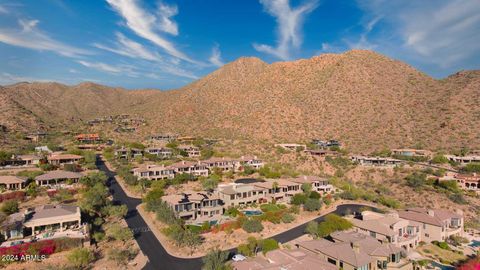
[0,0,479,89]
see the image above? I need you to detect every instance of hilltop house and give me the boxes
[132,164,175,180]
[215,183,269,207]
[170,161,209,177]
[178,145,201,158]
[145,147,173,159]
[236,155,264,170]
[252,179,302,203]
[0,205,87,243]
[391,149,432,158]
[398,208,464,242]
[162,191,223,225]
[148,134,178,142]
[351,156,403,167]
[114,147,143,160]
[444,154,480,164]
[1,154,41,168]
[439,172,480,192]
[201,157,236,172]
[312,139,341,148]
[290,175,334,194]
[346,211,420,250]
[47,153,83,166]
[25,131,47,143]
[298,231,411,270]
[75,133,100,143]
[275,143,306,151]
[35,146,52,154]
[0,176,28,190]
[35,170,83,188]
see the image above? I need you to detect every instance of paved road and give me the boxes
[96,157,370,270]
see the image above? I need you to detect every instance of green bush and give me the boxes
[202,249,230,270]
[303,198,322,211]
[225,207,240,217]
[281,213,295,223]
[405,172,427,188]
[449,193,467,204]
[242,219,264,233]
[463,163,480,173]
[1,200,19,215]
[431,155,449,164]
[106,224,133,242]
[108,248,137,265]
[305,221,319,238]
[260,238,279,254]
[67,248,95,268]
[290,193,307,205]
[309,191,321,199]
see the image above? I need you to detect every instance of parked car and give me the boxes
[232,254,246,262]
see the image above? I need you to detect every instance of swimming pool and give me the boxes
[430,261,455,270]
[469,240,480,247]
[243,210,262,216]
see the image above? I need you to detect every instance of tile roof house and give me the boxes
[298,231,411,270]
[145,147,173,159]
[347,211,421,250]
[289,175,334,194]
[252,179,302,203]
[351,156,403,167]
[47,152,83,166]
[132,164,175,180]
[0,176,28,190]
[162,191,223,225]
[232,248,338,270]
[170,161,209,177]
[215,183,269,207]
[178,145,201,158]
[398,208,464,242]
[444,154,480,164]
[35,170,83,188]
[75,133,100,143]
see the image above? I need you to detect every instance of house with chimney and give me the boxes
[201,157,236,172]
[398,208,464,242]
[236,155,264,170]
[252,179,303,203]
[132,164,175,180]
[298,231,411,270]
[215,183,269,207]
[161,191,223,225]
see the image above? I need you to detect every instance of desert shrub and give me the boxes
[281,213,295,223]
[108,248,138,265]
[317,214,353,237]
[305,221,319,238]
[67,248,95,269]
[225,207,240,217]
[201,175,220,191]
[1,200,18,215]
[463,163,480,173]
[260,203,284,212]
[202,249,231,270]
[260,238,279,254]
[436,180,460,193]
[309,191,321,199]
[449,193,467,204]
[102,204,128,219]
[303,198,321,211]
[54,237,83,252]
[431,155,449,164]
[289,205,300,214]
[106,224,133,242]
[290,193,307,205]
[405,172,427,188]
[242,219,263,233]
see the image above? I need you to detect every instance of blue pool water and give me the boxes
[469,240,480,247]
[430,261,455,270]
[243,210,262,216]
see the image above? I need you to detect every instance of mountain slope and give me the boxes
[1,50,479,152]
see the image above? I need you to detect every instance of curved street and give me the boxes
[96,157,371,270]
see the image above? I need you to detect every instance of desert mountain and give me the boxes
[1,50,479,152]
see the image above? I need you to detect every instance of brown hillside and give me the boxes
[0,50,478,152]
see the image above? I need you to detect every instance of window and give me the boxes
[327,258,337,265]
[370,231,376,238]
[340,261,344,268]
[425,233,429,237]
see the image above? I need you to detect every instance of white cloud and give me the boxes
[358,0,480,67]
[0,5,8,14]
[77,60,139,77]
[94,32,162,61]
[209,44,224,67]
[0,19,91,57]
[106,0,193,63]
[254,0,319,60]
[157,2,179,36]
[0,72,53,85]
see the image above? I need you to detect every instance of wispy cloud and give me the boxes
[106,0,194,63]
[157,1,179,36]
[93,32,162,61]
[77,60,138,77]
[209,44,224,67]
[254,0,319,60]
[358,0,480,67]
[0,5,8,14]
[0,72,52,85]
[0,19,91,57]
